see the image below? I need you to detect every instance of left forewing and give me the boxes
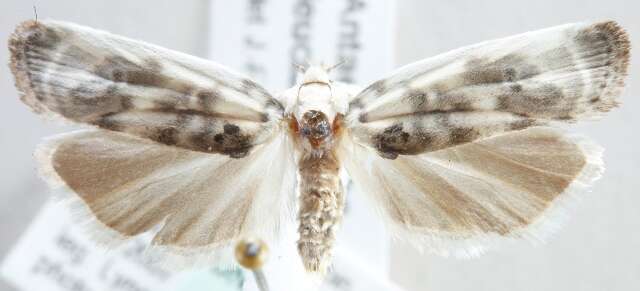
[9,20,284,157]
[339,127,602,257]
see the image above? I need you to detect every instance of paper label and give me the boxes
[1,202,244,291]
[209,0,395,89]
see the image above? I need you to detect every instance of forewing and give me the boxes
[346,21,629,158]
[339,127,602,257]
[10,20,283,157]
[37,130,297,267]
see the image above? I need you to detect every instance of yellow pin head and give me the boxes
[235,238,269,270]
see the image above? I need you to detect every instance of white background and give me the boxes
[1,1,639,291]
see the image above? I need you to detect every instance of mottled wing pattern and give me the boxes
[10,20,283,157]
[339,127,603,256]
[37,130,297,267]
[339,20,630,256]
[346,21,629,158]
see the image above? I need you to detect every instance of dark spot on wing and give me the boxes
[58,44,97,70]
[189,123,213,150]
[153,99,179,110]
[496,95,511,111]
[432,93,474,112]
[22,22,61,49]
[558,115,574,121]
[462,58,506,84]
[375,124,407,159]
[453,99,474,111]
[509,118,536,130]
[213,133,225,143]
[94,56,169,88]
[188,121,253,158]
[107,86,132,111]
[504,68,517,81]
[259,113,269,122]
[449,127,480,145]
[535,84,564,106]
[372,123,432,159]
[358,112,368,123]
[153,127,179,146]
[462,54,540,85]
[496,83,564,117]
[62,85,131,120]
[196,89,217,110]
[575,25,609,49]
[94,113,122,131]
[378,150,399,160]
[223,124,240,135]
[217,133,253,158]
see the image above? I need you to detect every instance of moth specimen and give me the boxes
[9,19,630,274]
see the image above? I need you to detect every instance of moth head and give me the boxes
[300,65,331,85]
[298,60,344,85]
[299,110,332,147]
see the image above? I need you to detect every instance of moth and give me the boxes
[9,19,630,274]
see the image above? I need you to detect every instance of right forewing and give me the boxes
[346,21,629,158]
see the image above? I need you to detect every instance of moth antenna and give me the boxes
[325,58,347,72]
[33,5,38,23]
[293,62,307,73]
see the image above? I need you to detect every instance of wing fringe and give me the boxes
[34,131,132,247]
[9,20,50,115]
[586,21,631,115]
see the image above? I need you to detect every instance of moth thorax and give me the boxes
[300,110,331,147]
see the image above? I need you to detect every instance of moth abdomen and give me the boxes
[297,151,344,273]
